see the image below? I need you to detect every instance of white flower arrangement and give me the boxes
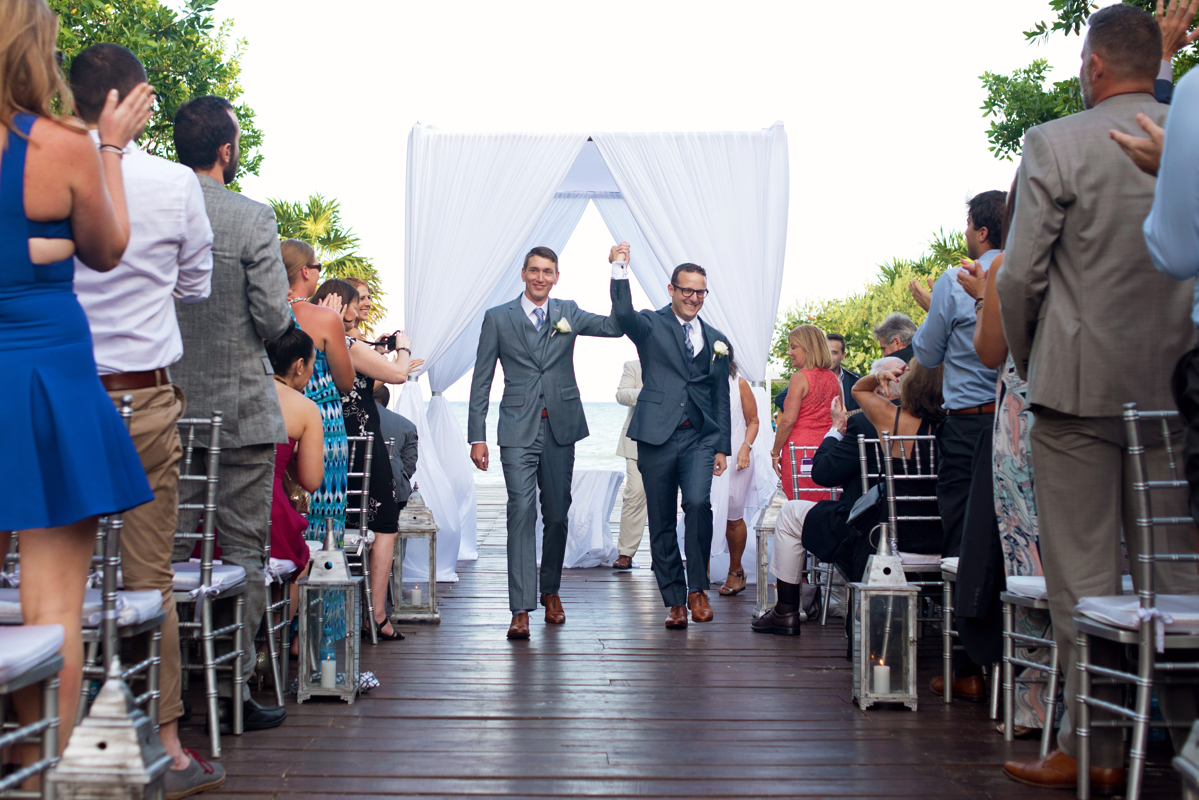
[712,340,728,362]
[551,318,572,337]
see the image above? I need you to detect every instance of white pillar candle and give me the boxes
[320,658,337,689]
[873,663,891,695]
[411,585,422,606]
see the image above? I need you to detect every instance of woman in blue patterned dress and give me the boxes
[0,0,154,755]
[281,240,354,544]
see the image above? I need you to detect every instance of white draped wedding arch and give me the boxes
[396,123,789,582]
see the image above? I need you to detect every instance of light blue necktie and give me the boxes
[683,322,694,357]
[534,307,545,331]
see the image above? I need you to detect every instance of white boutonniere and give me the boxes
[712,340,729,363]
[551,318,572,337]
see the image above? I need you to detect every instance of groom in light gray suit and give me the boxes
[469,246,622,639]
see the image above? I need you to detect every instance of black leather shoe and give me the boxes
[751,606,802,636]
[215,697,286,734]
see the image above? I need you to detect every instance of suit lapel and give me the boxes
[700,318,717,373]
[539,298,559,361]
[507,297,537,363]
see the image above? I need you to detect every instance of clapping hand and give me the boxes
[318,292,344,316]
[830,396,848,436]
[956,258,987,301]
[908,277,934,312]
[1111,113,1165,177]
[609,242,631,264]
[98,83,154,150]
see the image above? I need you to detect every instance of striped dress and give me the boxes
[292,310,349,546]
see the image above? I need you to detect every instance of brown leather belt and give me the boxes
[948,402,996,415]
[541,408,548,418]
[680,420,692,427]
[100,368,171,392]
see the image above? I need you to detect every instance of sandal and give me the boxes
[368,618,405,641]
[995,721,1036,738]
[719,570,747,596]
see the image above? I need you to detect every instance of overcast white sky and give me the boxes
[210,0,1110,401]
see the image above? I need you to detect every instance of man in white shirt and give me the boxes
[69,45,220,798]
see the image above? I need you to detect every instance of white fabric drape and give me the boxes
[534,470,624,570]
[591,193,670,309]
[399,126,588,581]
[591,125,789,577]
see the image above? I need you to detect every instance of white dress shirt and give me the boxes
[520,292,550,328]
[611,260,703,353]
[74,131,213,375]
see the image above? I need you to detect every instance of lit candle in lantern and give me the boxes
[320,657,337,689]
[873,660,891,695]
[411,585,422,606]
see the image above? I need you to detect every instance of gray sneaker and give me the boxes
[164,750,226,800]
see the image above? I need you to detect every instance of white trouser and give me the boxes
[768,499,816,583]
[617,457,647,557]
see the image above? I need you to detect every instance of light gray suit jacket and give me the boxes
[615,360,641,459]
[173,175,292,447]
[997,92,1195,417]
[468,295,622,448]
[376,403,418,505]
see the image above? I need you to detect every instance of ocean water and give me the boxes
[448,401,628,487]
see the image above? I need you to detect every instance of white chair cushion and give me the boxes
[1007,574,1135,601]
[940,557,959,576]
[899,552,942,566]
[0,588,162,628]
[0,624,63,686]
[172,562,246,595]
[267,558,299,580]
[1076,594,1199,634]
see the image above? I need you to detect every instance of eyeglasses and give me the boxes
[671,284,709,299]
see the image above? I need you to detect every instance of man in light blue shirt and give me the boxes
[911,191,1003,563]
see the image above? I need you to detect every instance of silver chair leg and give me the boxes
[232,594,245,736]
[1041,645,1060,759]
[989,663,1001,721]
[148,627,162,729]
[1003,601,1014,741]
[1126,628,1156,800]
[41,672,59,800]
[76,638,100,726]
[265,585,285,708]
[361,539,377,645]
[754,529,771,618]
[201,597,221,759]
[942,578,953,704]
[1077,630,1092,800]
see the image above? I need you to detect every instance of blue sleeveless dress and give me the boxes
[0,114,153,530]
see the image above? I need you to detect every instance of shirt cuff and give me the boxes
[611,261,629,280]
[1160,60,1173,82]
[825,427,843,442]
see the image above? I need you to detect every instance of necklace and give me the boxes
[273,375,290,386]
[287,297,307,305]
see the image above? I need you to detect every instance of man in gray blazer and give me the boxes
[997,7,1199,792]
[172,96,292,731]
[374,384,418,507]
[613,360,645,569]
[469,246,622,639]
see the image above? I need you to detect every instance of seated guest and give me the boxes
[372,383,419,636]
[312,279,417,640]
[872,312,918,364]
[771,325,839,499]
[752,360,945,637]
[0,1,154,771]
[265,325,324,610]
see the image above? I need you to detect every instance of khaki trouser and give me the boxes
[617,457,647,558]
[109,384,185,725]
[1031,409,1199,767]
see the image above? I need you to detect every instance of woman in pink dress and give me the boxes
[771,325,840,500]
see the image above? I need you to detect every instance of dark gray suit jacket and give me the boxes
[376,403,418,505]
[468,295,621,448]
[610,279,732,454]
[173,175,291,447]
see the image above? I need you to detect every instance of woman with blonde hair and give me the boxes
[0,0,154,761]
[771,324,840,499]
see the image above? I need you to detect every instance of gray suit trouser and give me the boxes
[174,443,275,699]
[500,417,574,613]
[1031,409,1199,767]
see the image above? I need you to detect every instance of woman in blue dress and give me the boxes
[0,0,154,755]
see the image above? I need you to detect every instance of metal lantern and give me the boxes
[296,521,362,704]
[53,661,172,799]
[390,490,440,624]
[850,524,919,711]
[753,489,787,619]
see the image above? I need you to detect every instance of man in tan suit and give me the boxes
[613,360,646,569]
[997,5,1198,792]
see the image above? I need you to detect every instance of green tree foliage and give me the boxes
[270,194,387,334]
[980,0,1197,160]
[770,231,967,378]
[52,0,263,183]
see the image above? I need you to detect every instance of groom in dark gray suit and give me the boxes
[609,243,731,628]
[468,247,622,639]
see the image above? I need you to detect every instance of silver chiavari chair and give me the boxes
[171,412,246,758]
[1001,577,1060,758]
[259,535,295,707]
[0,625,62,800]
[788,442,839,625]
[343,433,376,644]
[1074,405,1199,800]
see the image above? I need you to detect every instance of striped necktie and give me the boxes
[534,307,545,331]
[683,322,694,357]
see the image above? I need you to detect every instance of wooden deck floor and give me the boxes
[181,487,1180,798]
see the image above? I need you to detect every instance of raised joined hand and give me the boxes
[98,83,154,150]
[609,242,630,264]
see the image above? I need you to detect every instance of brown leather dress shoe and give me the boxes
[612,555,633,570]
[930,673,986,702]
[1003,749,1125,795]
[541,593,565,624]
[688,590,713,622]
[665,605,688,628]
[506,612,530,640]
